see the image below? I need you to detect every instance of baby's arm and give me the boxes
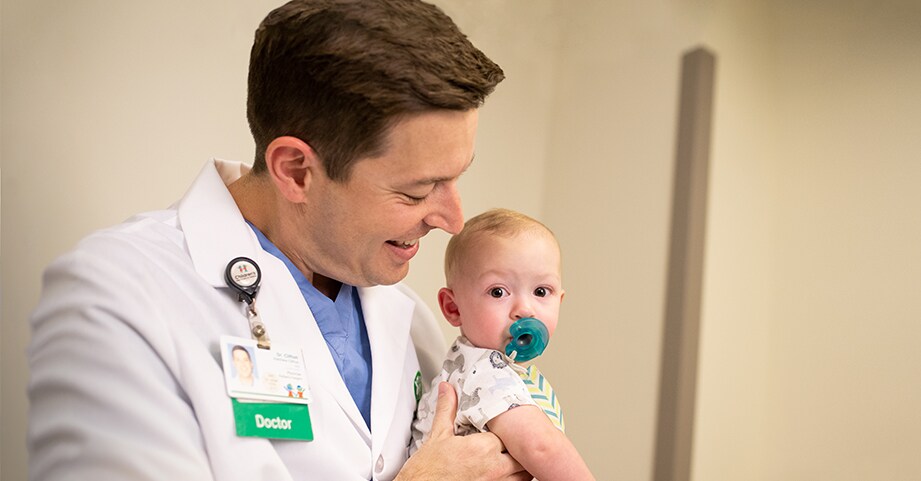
[486,405,594,480]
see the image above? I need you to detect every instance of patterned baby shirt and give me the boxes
[410,336,564,455]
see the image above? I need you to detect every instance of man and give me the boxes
[27,1,529,479]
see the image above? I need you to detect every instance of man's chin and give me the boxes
[372,265,411,286]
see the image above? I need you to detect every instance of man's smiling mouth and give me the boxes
[387,239,419,249]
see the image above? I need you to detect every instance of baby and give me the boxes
[411,208,593,480]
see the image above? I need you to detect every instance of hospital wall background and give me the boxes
[2,1,920,480]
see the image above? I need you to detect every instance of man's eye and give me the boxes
[489,287,506,298]
[404,194,427,204]
[534,287,549,297]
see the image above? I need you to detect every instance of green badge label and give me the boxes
[232,399,314,441]
[413,371,423,403]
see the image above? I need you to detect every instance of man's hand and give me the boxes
[397,382,532,481]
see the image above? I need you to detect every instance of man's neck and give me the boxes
[311,273,343,301]
[228,173,342,300]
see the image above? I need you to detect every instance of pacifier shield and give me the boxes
[505,317,549,362]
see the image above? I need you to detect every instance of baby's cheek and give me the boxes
[545,318,560,337]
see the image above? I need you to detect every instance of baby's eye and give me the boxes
[534,287,549,297]
[489,287,506,298]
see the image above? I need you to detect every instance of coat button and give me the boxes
[375,455,385,473]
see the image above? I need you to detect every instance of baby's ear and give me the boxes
[437,288,462,327]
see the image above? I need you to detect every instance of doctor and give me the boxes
[27,1,529,480]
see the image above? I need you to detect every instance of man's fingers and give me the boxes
[495,452,527,480]
[508,472,534,481]
[463,431,507,454]
[428,382,458,440]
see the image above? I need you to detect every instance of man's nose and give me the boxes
[424,182,464,234]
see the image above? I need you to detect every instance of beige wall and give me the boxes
[694,0,921,480]
[3,1,920,480]
[765,0,921,478]
[692,0,777,479]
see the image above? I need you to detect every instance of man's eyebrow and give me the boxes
[407,153,476,186]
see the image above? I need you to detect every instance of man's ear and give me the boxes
[438,287,462,327]
[264,136,321,203]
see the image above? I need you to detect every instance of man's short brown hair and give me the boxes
[246,0,505,181]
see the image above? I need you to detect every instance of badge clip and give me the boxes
[226,257,271,349]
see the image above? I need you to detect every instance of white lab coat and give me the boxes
[28,160,446,481]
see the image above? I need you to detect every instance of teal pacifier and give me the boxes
[505,317,549,362]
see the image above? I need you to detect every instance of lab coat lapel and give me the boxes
[360,285,413,450]
[178,159,260,287]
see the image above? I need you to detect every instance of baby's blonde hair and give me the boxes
[444,208,559,286]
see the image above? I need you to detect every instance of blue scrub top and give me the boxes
[248,223,373,430]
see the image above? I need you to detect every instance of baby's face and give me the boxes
[448,230,564,352]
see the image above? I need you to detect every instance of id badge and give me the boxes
[220,335,312,403]
[220,336,314,441]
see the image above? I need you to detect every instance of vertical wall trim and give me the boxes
[653,47,716,481]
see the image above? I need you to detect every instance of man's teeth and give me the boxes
[390,239,418,248]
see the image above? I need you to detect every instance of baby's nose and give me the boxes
[511,300,533,320]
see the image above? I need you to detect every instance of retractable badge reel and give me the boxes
[225,257,271,349]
